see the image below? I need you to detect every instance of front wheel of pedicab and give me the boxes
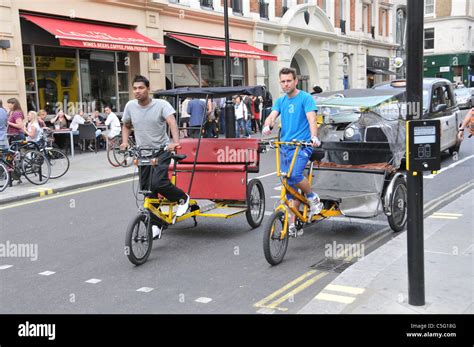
[387,176,408,232]
[263,210,289,266]
[125,213,153,265]
[246,178,265,228]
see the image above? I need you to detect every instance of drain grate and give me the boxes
[311,258,356,273]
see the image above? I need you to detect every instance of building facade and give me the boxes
[423,0,474,87]
[0,0,401,115]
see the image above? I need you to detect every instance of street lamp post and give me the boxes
[224,0,236,138]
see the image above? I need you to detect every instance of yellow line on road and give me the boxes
[0,178,133,211]
[325,284,365,295]
[266,272,328,310]
[315,292,356,304]
[254,270,317,309]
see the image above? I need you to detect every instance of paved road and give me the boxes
[0,110,472,314]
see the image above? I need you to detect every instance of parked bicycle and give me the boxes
[107,134,136,168]
[0,141,51,188]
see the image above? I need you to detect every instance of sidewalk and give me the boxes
[298,189,473,314]
[0,150,135,205]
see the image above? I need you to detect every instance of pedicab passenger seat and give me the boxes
[170,138,261,201]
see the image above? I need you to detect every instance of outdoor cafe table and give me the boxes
[52,128,74,157]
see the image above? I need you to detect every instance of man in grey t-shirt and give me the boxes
[121,75,189,217]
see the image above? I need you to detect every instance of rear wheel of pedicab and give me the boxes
[125,213,153,265]
[263,210,289,266]
[246,178,265,228]
[387,176,407,232]
[107,136,121,167]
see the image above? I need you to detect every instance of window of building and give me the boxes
[362,5,368,33]
[200,0,214,9]
[425,0,434,15]
[424,28,434,50]
[23,44,130,115]
[232,0,243,14]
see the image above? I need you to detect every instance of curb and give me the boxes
[0,171,135,206]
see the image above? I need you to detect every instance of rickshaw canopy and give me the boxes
[154,85,267,99]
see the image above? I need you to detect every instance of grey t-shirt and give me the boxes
[122,98,175,149]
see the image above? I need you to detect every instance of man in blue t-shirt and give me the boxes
[262,67,323,237]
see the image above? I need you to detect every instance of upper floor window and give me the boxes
[232,0,243,14]
[425,0,435,15]
[424,28,434,49]
[259,1,269,19]
[200,0,213,9]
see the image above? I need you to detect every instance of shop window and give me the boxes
[34,46,78,115]
[80,50,117,112]
[168,56,199,88]
[201,58,225,87]
[23,44,33,68]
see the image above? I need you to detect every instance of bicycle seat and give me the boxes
[172,153,187,161]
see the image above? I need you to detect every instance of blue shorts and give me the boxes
[280,146,312,200]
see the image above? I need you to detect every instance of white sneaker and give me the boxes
[176,194,190,217]
[288,223,304,238]
[152,225,162,239]
[308,194,323,220]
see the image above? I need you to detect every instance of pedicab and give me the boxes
[124,86,267,265]
[262,91,408,265]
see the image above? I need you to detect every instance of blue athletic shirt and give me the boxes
[272,90,317,142]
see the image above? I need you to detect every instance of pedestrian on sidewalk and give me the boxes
[187,98,206,138]
[458,107,474,141]
[0,100,8,150]
[233,95,249,138]
[6,98,25,144]
[120,75,190,218]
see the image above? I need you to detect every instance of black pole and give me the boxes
[224,0,236,138]
[406,0,425,306]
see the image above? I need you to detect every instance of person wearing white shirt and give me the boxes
[233,95,249,138]
[102,106,121,139]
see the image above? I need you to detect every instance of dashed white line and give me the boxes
[136,287,154,293]
[38,271,55,276]
[195,297,212,304]
[85,278,102,284]
[0,265,13,270]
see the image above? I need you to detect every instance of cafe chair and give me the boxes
[78,123,98,153]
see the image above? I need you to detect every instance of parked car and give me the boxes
[454,87,473,109]
[372,78,462,154]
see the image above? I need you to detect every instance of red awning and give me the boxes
[21,14,166,53]
[168,34,277,61]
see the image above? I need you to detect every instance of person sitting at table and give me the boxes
[37,109,47,128]
[24,111,43,144]
[90,110,103,126]
[50,110,71,129]
[71,111,102,151]
[101,105,121,142]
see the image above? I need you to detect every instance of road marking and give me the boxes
[0,265,13,270]
[254,171,276,179]
[424,155,474,179]
[423,180,473,217]
[254,270,318,310]
[38,271,55,276]
[431,212,462,217]
[428,215,458,220]
[325,284,365,295]
[195,297,212,304]
[0,177,134,211]
[256,308,276,314]
[270,195,281,199]
[314,292,355,304]
[254,270,328,312]
[136,287,154,293]
[330,217,387,226]
[85,278,102,284]
[28,188,54,197]
[266,272,328,310]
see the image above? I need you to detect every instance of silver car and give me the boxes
[454,87,473,109]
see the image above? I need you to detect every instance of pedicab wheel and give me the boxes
[387,176,408,232]
[263,210,289,266]
[246,178,265,228]
[125,213,153,265]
